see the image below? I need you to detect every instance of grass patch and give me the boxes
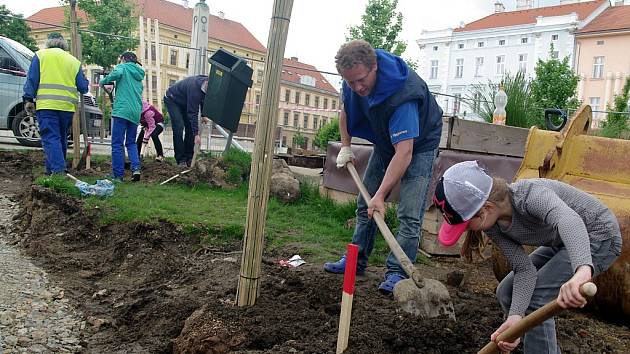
[40,172,415,266]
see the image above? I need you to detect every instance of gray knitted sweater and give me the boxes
[485,178,620,316]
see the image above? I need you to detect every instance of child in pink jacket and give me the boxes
[136,101,165,161]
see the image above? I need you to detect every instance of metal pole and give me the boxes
[69,0,81,168]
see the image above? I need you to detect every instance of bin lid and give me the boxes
[209,49,253,88]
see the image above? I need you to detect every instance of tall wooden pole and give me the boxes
[69,0,81,168]
[236,0,293,306]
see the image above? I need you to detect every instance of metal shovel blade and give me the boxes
[393,278,456,320]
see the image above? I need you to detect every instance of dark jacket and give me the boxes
[342,50,443,157]
[164,75,207,135]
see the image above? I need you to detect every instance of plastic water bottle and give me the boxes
[493,84,507,125]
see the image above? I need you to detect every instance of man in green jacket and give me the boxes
[100,51,145,181]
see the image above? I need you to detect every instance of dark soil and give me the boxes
[2,150,629,353]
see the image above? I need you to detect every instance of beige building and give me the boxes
[278,57,339,151]
[575,3,630,127]
[27,0,339,149]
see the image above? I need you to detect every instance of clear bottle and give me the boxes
[493,84,507,125]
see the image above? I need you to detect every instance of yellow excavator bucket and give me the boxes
[509,105,630,319]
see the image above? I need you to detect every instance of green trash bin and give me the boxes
[202,49,253,133]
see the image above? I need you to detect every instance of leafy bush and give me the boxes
[226,165,243,185]
[314,117,340,150]
[466,71,538,128]
[600,78,630,139]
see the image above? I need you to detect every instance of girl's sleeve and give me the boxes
[142,110,156,143]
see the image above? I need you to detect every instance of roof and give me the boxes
[282,58,337,94]
[577,5,630,35]
[27,0,266,53]
[454,0,606,33]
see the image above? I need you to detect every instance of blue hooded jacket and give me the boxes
[342,49,443,156]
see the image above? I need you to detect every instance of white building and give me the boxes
[416,0,609,118]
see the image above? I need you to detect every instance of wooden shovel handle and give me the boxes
[346,162,417,279]
[477,282,597,354]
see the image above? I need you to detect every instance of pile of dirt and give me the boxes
[3,150,629,353]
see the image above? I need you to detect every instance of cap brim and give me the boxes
[438,220,470,246]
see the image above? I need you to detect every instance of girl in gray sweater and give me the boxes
[433,161,622,354]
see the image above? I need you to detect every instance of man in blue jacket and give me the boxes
[23,32,89,174]
[163,75,208,166]
[324,40,443,294]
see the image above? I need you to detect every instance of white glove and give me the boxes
[336,146,354,168]
[141,142,149,157]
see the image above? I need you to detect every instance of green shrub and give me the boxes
[221,148,252,178]
[226,165,243,185]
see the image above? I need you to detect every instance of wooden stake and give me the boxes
[69,0,81,169]
[236,0,294,306]
[336,244,359,354]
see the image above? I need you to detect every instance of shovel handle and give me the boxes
[477,282,597,354]
[346,162,418,281]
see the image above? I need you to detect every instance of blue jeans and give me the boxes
[111,117,140,178]
[496,237,622,354]
[37,109,73,174]
[351,148,437,277]
[164,96,194,164]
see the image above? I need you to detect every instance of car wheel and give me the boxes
[11,111,42,147]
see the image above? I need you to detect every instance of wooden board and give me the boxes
[446,118,529,157]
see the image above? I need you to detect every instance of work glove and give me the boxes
[336,146,354,168]
[25,102,35,116]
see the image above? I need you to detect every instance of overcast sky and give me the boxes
[2,0,559,84]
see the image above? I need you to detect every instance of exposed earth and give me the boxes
[0,150,628,353]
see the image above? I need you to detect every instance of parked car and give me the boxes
[0,36,106,147]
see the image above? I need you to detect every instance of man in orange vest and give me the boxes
[22,32,89,174]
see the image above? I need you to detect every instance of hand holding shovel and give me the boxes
[477,282,597,354]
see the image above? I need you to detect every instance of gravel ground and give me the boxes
[0,192,85,353]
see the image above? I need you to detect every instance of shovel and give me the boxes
[477,282,597,354]
[159,145,199,185]
[345,162,455,320]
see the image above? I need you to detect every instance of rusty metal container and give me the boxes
[492,106,630,319]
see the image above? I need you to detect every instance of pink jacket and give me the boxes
[139,101,164,143]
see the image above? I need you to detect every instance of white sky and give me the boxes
[2,0,558,84]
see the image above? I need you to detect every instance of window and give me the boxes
[303,114,309,129]
[169,79,176,87]
[332,100,336,110]
[283,111,289,126]
[498,39,505,46]
[313,115,318,130]
[314,96,320,108]
[592,56,604,79]
[285,89,291,102]
[430,60,438,79]
[551,34,559,41]
[0,47,21,73]
[185,53,190,69]
[294,91,300,104]
[596,40,605,46]
[151,75,157,91]
[521,37,528,44]
[432,45,438,51]
[323,98,328,109]
[550,51,559,59]
[151,44,156,61]
[475,57,484,77]
[322,118,327,127]
[169,49,178,66]
[453,93,461,114]
[255,93,261,105]
[293,113,299,127]
[473,92,481,112]
[457,43,464,49]
[477,41,485,48]
[518,54,527,73]
[282,136,287,146]
[305,94,310,106]
[257,70,263,83]
[589,97,601,120]
[496,55,505,75]
[455,58,464,78]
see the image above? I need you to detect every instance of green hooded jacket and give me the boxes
[101,62,145,124]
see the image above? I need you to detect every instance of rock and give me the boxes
[270,173,300,203]
[0,310,14,326]
[87,316,109,330]
[446,270,465,287]
[5,335,18,346]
